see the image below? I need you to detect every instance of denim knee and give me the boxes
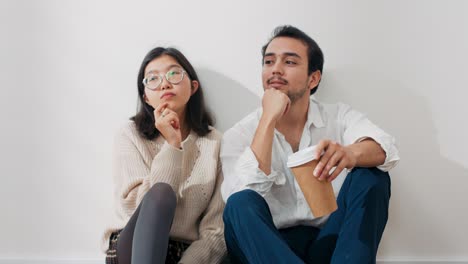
[223,189,263,223]
[349,167,390,195]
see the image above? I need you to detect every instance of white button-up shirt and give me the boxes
[220,98,400,229]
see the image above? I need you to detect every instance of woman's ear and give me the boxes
[191,80,199,95]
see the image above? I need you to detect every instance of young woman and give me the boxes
[102,47,226,264]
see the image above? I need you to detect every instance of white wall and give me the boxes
[1,0,467,262]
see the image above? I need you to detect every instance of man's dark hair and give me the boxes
[261,25,324,95]
[132,47,213,140]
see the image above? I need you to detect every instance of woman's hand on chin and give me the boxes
[154,103,182,148]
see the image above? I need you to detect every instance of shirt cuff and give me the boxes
[373,135,400,172]
[353,135,400,172]
[235,147,286,195]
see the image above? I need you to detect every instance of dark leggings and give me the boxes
[117,182,177,264]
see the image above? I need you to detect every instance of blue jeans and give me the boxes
[223,167,391,264]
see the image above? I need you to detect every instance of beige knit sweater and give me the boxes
[102,121,226,263]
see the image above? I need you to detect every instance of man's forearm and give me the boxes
[347,139,386,168]
[251,115,276,175]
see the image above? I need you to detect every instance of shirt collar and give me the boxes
[307,98,325,128]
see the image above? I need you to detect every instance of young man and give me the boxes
[220,25,400,264]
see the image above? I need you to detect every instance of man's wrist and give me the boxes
[260,112,278,128]
[346,145,361,166]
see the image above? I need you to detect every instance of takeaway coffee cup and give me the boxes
[287,145,338,217]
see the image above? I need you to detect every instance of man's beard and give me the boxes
[287,85,309,104]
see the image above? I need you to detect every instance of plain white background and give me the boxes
[1,0,467,263]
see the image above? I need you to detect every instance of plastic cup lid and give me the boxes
[287,145,321,168]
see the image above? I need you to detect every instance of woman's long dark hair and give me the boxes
[131,47,214,140]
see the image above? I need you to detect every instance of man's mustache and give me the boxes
[267,77,288,84]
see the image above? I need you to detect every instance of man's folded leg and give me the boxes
[307,167,391,264]
[223,189,304,264]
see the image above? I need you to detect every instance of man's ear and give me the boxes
[191,80,199,95]
[308,70,322,90]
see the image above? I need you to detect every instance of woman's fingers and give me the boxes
[154,103,169,119]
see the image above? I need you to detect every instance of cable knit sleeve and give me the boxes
[113,123,184,217]
[179,161,227,264]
